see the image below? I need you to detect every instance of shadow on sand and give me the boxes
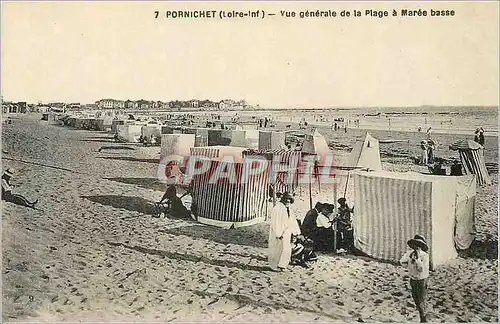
[458,238,498,260]
[106,241,273,272]
[80,139,116,143]
[190,290,343,321]
[158,223,269,249]
[105,177,167,192]
[81,195,154,214]
[96,156,159,164]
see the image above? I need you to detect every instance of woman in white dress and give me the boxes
[268,192,301,272]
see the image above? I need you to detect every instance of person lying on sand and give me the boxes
[1,169,38,209]
[400,235,430,323]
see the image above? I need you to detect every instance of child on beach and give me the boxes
[400,234,430,323]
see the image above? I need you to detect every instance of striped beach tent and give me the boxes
[352,171,476,267]
[449,140,491,185]
[189,155,270,229]
[243,149,302,195]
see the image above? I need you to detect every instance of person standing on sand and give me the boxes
[420,141,428,165]
[474,128,480,143]
[478,128,485,146]
[268,192,301,272]
[400,234,430,323]
[427,139,435,164]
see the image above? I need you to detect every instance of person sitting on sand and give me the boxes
[1,169,38,209]
[268,192,301,272]
[158,186,191,219]
[301,202,335,251]
[400,234,430,323]
[450,160,463,176]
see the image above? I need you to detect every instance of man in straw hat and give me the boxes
[268,192,301,272]
[2,169,38,209]
[399,234,430,323]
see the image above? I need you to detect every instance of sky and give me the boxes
[1,1,499,108]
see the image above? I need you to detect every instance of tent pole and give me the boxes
[272,172,277,208]
[333,174,337,254]
[408,140,411,162]
[343,172,351,198]
[308,172,313,210]
[317,162,321,192]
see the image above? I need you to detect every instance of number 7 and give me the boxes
[154,11,159,18]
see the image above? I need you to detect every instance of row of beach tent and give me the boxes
[43,113,481,267]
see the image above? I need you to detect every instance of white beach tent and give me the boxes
[347,132,382,171]
[160,134,195,160]
[340,133,383,205]
[302,128,331,156]
[116,125,143,143]
[352,170,476,267]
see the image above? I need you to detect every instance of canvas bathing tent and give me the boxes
[347,133,382,171]
[188,147,270,228]
[352,170,476,267]
[259,131,286,150]
[449,140,491,185]
[182,127,209,147]
[116,125,143,143]
[160,134,195,160]
[340,133,383,205]
[243,148,302,196]
[302,129,331,156]
[141,125,162,139]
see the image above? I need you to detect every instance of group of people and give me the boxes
[138,134,160,146]
[419,138,436,165]
[268,191,431,322]
[268,192,355,271]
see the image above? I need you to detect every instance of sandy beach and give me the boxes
[2,114,498,322]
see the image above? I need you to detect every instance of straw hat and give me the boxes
[407,234,429,252]
[3,168,13,177]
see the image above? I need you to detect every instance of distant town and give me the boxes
[1,98,258,114]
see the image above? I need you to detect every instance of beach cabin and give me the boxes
[111,120,126,135]
[116,124,143,143]
[259,131,286,150]
[160,133,195,160]
[182,127,209,147]
[141,125,162,139]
